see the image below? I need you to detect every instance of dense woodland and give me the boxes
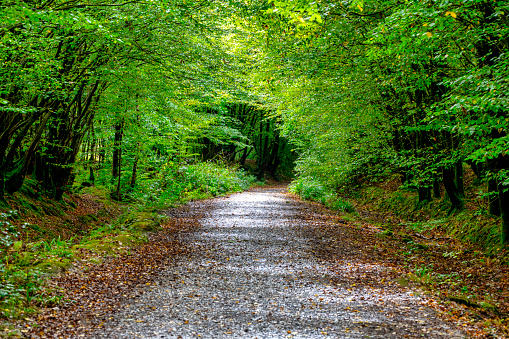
[1,0,509,332]
[0,0,294,206]
[3,0,508,238]
[263,0,509,243]
[1,0,509,235]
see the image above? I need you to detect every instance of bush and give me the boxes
[128,161,257,208]
[289,177,355,213]
[289,177,325,200]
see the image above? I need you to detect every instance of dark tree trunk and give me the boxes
[228,144,236,163]
[263,121,270,167]
[489,180,501,216]
[467,160,482,179]
[267,132,280,178]
[442,166,463,211]
[130,156,138,188]
[257,116,265,180]
[112,122,123,178]
[114,145,122,200]
[433,179,441,199]
[417,185,432,206]
[495,155,509,243]
[499,181,509,243]
[488,161,501,216]
[3,160,25,195]
[240,147,249,167]
[89,167,95,184]
[455,160,465,197]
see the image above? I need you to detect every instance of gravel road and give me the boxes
[95,187,465,338]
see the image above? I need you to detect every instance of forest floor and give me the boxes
[18,185,505,338]
[345,175,509,338]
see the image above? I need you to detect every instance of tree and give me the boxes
[261,0,509,242]
[0,0,234,198]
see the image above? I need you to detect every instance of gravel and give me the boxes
[94,187,466,338]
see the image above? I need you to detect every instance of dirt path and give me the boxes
[84,186,465,338]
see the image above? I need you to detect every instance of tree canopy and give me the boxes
[258,0,509,242]
[1,0,509,241]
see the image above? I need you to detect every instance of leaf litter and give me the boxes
[21,186,476,338]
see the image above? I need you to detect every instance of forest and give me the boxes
[1,0,509,336]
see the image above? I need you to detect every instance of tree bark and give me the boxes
[433,179,441,199]
[499,181,509,243]
[240,147,249,167]
[115,144,122,200]
[112,122,123,178]
[89,166,95,184]
[488,161,501,216]
[130,156,138,188]
[455,160,465,197]
[418,185,432,206]
[442,166,463,211]
[257,115,265,180]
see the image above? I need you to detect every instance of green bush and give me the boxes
[289,177,325,200]
[289,177,354,213]
[326,196,355,213]
[129,161,257,208]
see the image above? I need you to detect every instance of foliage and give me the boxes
[258,0,509,243]
[0,0,243,199]
[127,161,258,209]
[289,177,355,213]
[0,211,24,253]
[0,0,294,211]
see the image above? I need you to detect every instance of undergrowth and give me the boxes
[357,184,508,259]
[0,161,258,329]
[130,161,258,209]
[81,161,258,209]
[290,169,508,260]
[0,212,147,323]
[289,177,355,213]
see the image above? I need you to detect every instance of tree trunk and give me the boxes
[467,160,482,179]
[240,147,249,167]
[112,122,123,178]
[89,166,95,184]
[130,156,138,188]
[267,132,280,179]
[257,116,265,180]
[442,166,463,211]
[417,185,432,207]
[499,181,509,243]
[263,121,270,168]
[228,144,236,163]
[115,145,122,200]
[455,160,465,197]
[488,160,501,216]
[433,179,441,198]
[89,123,96,164]
[489,179,501,216]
